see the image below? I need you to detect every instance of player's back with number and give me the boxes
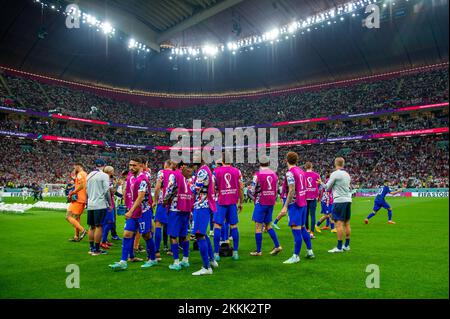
[375,185,390,203]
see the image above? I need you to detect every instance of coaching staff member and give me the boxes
[319,157,352,253]
[86,159,112,256]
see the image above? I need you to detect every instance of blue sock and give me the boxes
[316,220,322,227]
[145,237,156,261]
[388,210,393,221]
[154,227,162,252]
[267,228,280,248]
[182,240,190,258]
[129,234,136,258]
[337,240,343,250]
[198,238,210,269]
[326,218,330,227]
[221,224,227,241]
[255,233,263,252]
[171,242,179,260]
[367,212,376,220]
[102,223,111,243]
[273,219,279,225]
[163,224,168,248]
[292,229,302,255]
[310,212,316,230]
[205,235,214,259]
[345,238,350,247]
[213,228,221,253]
[231,227,239,251]
[331,222,335,230]
[209,214,214,232]
[121,237,132,261]
[301,227,312,250]
[89,241,94,251]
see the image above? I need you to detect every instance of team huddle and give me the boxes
[64,151,400,276]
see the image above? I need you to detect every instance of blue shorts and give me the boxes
[102,208,115,225]
[168,211,190,238]
[332,202,352,221]
[214,204,239,226]
[252,204,274,224]
[373,200,391,212]
[320,202,329,214]
[155,203,169,224]
[124,210,153,234]
[288,204,307,227]
[192,208,212,235]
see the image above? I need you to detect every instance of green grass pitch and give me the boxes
[0,197,448,299]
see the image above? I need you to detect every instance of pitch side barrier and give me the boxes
[0,102,448,133]
[355,188,449,198]
[0,127,448,151]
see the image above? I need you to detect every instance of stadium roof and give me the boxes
[0,0,448,94]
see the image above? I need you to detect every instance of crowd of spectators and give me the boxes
[1,67,448,129]
[1,108,447,146]
[1,135,447,189]
[0,137,166,187]
[0,66,448,190]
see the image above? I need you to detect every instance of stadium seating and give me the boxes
[0,67,448,189]
[0,135,447,189]
[1,67,448,128]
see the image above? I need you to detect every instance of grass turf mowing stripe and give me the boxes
[0,197,448,299]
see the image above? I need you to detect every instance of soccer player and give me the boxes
[272,177,287,230]
[65,163,88,242]
[248,160,282,256]
[315,181,336,233]
[365,181,404,224]
[191,158,219,275]
[153,160,175,260]
[109,173,126,241]
[213,156,244,261]
[100,166,116,250]
[32,183,41,201]
[21,186,29,201]
[65,174,75,203]
[164,162,195,271]
[319,157,352,253]
[278,152,315,264]
[109,157,157,271]
[131,159,154,253]
[304,162,320,238]
[86,159,111,256]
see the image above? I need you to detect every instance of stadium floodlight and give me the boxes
[202,45,219,56]
[288,22,298,33]
[227,42,238,51]
[264,28,280,41]
[101,22,113,35]
[128,38,136,49]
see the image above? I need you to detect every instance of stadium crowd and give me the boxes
[1,135,447,189]
[1,67,448,128]
[1,108,447,146]
[1,66,448,191]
